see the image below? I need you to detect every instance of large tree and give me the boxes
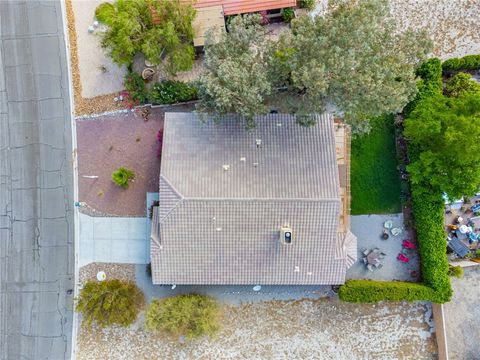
[95,0,196,74]
[404,92,480,200]
[269,0,432,133]
[196,15,272,128]
[197,0,431,132]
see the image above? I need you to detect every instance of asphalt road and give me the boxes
[0,1,74,359]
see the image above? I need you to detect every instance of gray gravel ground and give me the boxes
[443,266,480,360]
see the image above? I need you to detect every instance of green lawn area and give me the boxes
[350,114,401,215]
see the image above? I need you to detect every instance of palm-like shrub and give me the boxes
[76,279,145,327]
[145,294,221,339]
[112,167,135,188]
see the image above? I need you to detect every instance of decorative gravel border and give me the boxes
[65,0,124,116]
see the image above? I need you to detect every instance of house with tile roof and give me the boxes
[150,112,357,285]
[183,0,298,46]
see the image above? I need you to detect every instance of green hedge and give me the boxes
[403,58,443,117]
[442,54,480,72]
[339,280,435,303]
[148,80,198,105]
[340,57,451,304]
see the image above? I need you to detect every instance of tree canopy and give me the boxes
[196,15,272,128]
[75,280,145,327]
[95,0,196,74]
[196,0,432,133]
[404,92,480,200]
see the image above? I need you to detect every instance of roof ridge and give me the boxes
[158,175,184,221]
[181,197,341,202]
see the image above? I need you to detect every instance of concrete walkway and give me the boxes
[79,213,150,266]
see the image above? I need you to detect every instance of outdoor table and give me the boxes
[366,251,380,265]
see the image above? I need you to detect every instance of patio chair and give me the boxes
[367,264,374,271]
[362,249,369,256]
[377,263,383,269]
[402,240,415,250]
[362,257,367,264]
[397,253,410,263]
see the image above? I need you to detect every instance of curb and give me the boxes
[59,0,80,358]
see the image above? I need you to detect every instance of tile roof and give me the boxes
[160,113,340,200]
[151,113,350,285]
[184,0,297,15]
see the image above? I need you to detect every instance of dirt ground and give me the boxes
[443,266,480,360]
[77,298,436,360]
[76,107,163,216]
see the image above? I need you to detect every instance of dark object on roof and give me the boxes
[448,237,470,258]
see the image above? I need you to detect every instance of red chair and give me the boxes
[397,253,410,263]
[402,240,415,250]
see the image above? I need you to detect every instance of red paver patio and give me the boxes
[76,108,163,216]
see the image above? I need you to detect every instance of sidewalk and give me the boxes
[79,213,150,266]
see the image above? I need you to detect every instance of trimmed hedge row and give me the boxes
[339,57,452,304]
[338,280,435,303]
[442,54,480,72]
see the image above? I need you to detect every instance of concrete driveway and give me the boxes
[79,213,150,266]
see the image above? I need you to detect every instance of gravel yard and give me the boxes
[443,266,480,360]
[79,263,135,284]
[77,298,436,360]
[76,108,163,216]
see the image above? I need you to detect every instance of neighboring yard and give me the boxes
[351,114,401,215]
[77,298,437,359]
[444,266,480,360]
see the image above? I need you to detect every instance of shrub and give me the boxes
[76,279,145,327]
[299,0,316,11]
[339,280,436,303]
[148,81,198,105]
[145,294,221,339]
[112,167,135,188]
[281,7,295,23]
[403,58,442,117]
[445,72,480,97]
[124,72,147,104]
[95,2,115,25]
[442,54,480,72]
[448,265,464,278]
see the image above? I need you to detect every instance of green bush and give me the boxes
[76,279,145,327]
[95,2,115,25]
[148,80,198,105]
[299,0,316,11]
[145,294,221,339]
[448,265,464,278]
[445,72,480,97]
[281,8,295,23]
[442,54,480,72]
[112,167,135,188]
[403,58,442,117]
[339,280,436,303]
[124,72,147,104]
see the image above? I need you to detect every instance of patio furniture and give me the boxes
[397,253,410,263]
[402,240,415,250]
[447,237,470,258]
[367,264,374,271]
[362,249,369,256]
[384,220,393,229]
[382,230,389,240]
[391,227,402,236]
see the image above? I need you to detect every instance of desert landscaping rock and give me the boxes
[76,107,163,216]
[79,263,136,284]
[71,0,126,98]
[77,298,437,360]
